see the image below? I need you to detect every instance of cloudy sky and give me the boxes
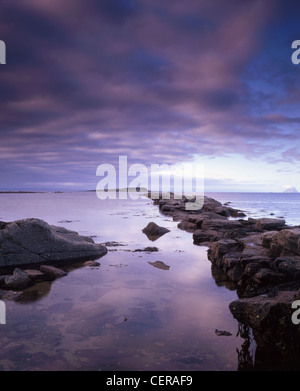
[0,0,300,192]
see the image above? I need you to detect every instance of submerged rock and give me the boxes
[215,329,232,336]
[40,265,68,277]
[83,260,101,267]
[24,269,46,281]
[0,218,107,268]
[134,247,159,252]
[0,289,23,301]
[148,261,170,270]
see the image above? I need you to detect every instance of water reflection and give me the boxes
[0,192,253,371]
[236,324,255,371]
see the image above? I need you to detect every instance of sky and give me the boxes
[0,0,300,192]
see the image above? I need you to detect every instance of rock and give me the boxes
[227,265,244,283]
[201,219,243,230]
[188,212,226,225]
[261,231,278,248]
[274,256,300,279]
[253,268,286,285]
[142,222,170,241]
[40,265,68,277]
[150,193,300,363]
[222,253,241,271]
[5,268,31,290]
[210,239,241,260]
[101,241,127,247]
[0,275,7,287]
[134,247,159,252]
[202,197,222,211]
[214,206,231,217]
[0,289,23,301]
[0,218,107,268]
[229,291,295,330]
[214,206,246,218]
[148,261,170,270]
[215,329,232,336]
[193,229,219,244]
[177,220,197,232]
[255,218,286,231]
[83,260,100,267]
[248,218,258,225]
[269,228,300,258]
[24,269,46,281]
[227,208,247,218]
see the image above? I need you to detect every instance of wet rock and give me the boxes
[227,264,244,283]
[202,197,222,211]
[0,218,107,268]
[134,247,159,252]
[177,220,197,232]
[142,222,170,241]
[0,289,23,301]
[214,206,246,218]
[255,218,286,231]
[148,261,170,270]
[201,219,243,230]
[40,265,68,277]
[5,268,31,290]
[188,212,226,226]
[24,269,46,281]
[229,291,297,339]
[101,241,127,247]
[227,208,247,218]
[210,239,241,260]
[261,231,278,248]
[83,260,100,267]
[215,329,232,336]
[151,193,300,361]
[253,268,287,285]
[274,256,300,279]
[269,228,300,258]
[193,229,219,245]
[0,275,7,287]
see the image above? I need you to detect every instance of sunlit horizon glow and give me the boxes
[0,0,300,193]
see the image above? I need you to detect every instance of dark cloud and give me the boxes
[204,89,241,110]
[0,0,299,190]
[95,0,137,24]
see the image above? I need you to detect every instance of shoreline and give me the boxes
[1,192,300,368]
[151,193,300,367]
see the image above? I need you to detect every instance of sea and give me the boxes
[0,191,299,371]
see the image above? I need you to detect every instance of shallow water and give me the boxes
[0,192,253,371]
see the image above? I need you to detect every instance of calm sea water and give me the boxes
[207,192,300,226]
[0,191,298,371]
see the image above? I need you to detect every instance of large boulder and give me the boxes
[255,218,286,231]
[269,228,300,259]
[0,218,107,268]
[229,291,300,349]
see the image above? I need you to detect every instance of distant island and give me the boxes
[283,186,298,193]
